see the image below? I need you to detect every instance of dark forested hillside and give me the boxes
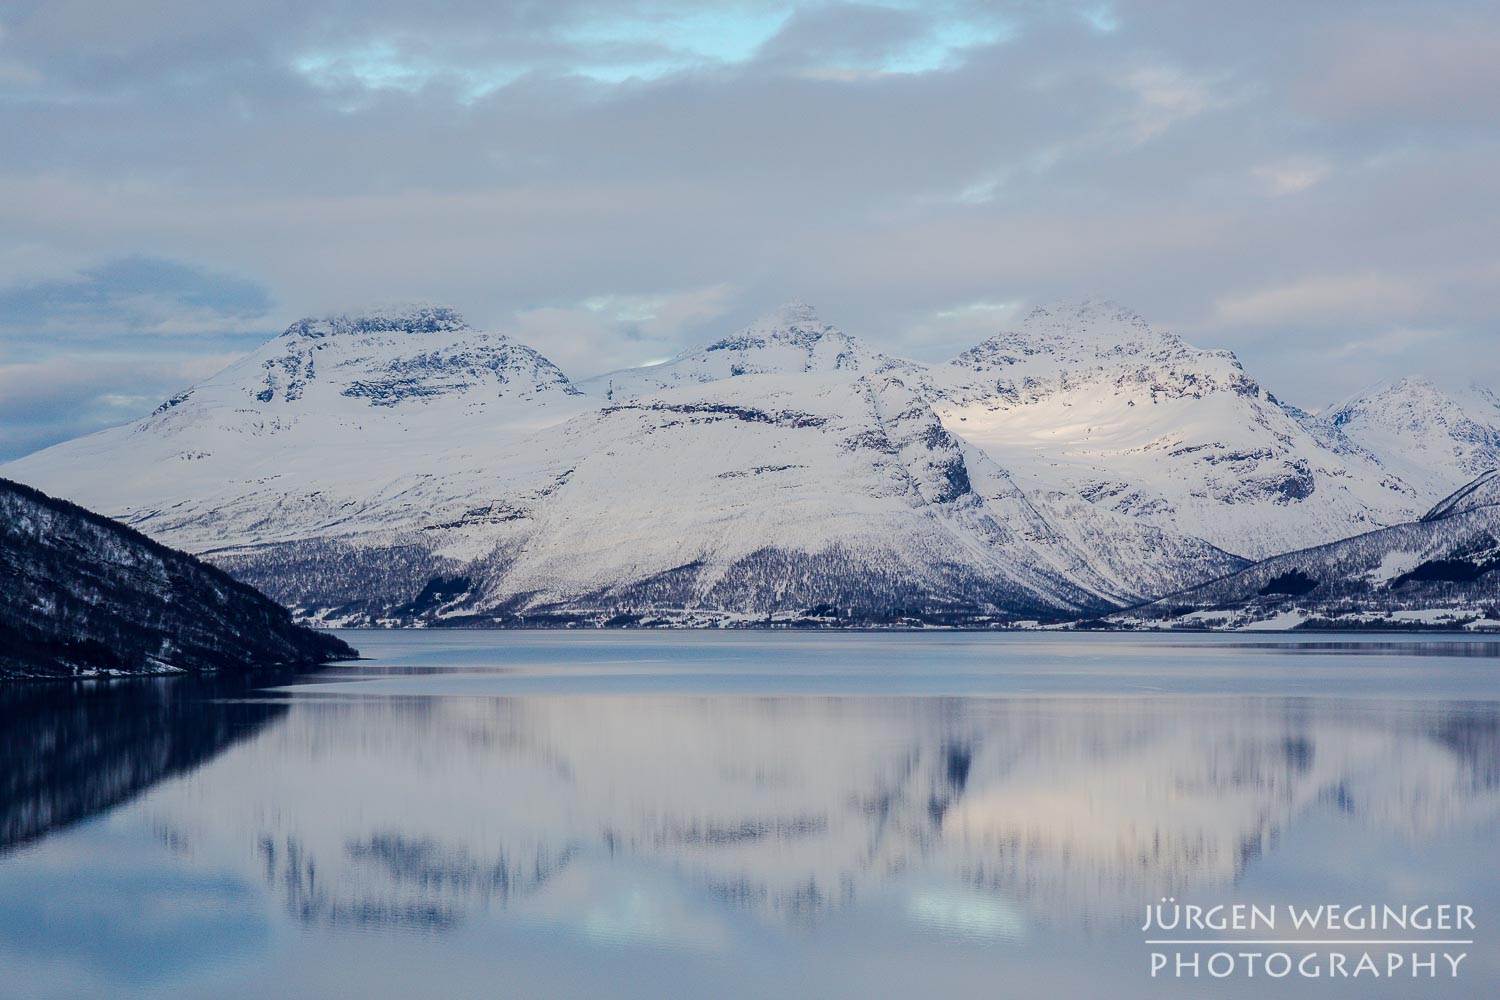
[1114,470,1500,630]
[1,477,356,679]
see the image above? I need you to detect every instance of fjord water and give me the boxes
[1,633,1497,999]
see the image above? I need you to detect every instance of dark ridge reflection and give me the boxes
[1430,704,1500,790]
[0,671,297,853]
[1219,640,1500,658]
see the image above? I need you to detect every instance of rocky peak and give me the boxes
[1327,376,1487,427]
[943,300,1256,404]
[1322,377,1500,498]
[705,301,850,355]
[281,305,471,341]
[586,302,912,401]
[952,300,1208,369]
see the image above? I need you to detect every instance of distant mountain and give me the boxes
[5,304,1233,624]
[923,302,1423,561]
[1113,470,1500,631]
[579,301,929,401]
[0,477,355,679]
[1317,377,1500,504]
[582,302,1248,600]
[5,306,592,553]
[4,299,1492,628]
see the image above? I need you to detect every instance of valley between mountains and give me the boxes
[6,301,1498,630]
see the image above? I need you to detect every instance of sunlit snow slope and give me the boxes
[924,302,1422,561]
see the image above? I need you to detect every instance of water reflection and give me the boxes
[2,636,1499,998]
[120,694,1500,932]
[0,672,290,853]
[1220,640,1500,658]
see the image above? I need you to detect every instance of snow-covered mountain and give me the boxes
[923,302,1423,561]
[5,306,591,550]
[1114,470,1500,631]
[221,372,1132,623]
[6,299,1491,627]
[6,304,1246,623]
[5,306,1137,622]
[581,301,1248,600]
[1316,377,1500,504]
[579,301,929,402]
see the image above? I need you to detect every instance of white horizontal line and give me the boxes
[1145,940,1473,946]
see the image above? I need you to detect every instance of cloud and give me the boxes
[1297,14,1500,128]
[0,257,273,341]
[1214,273,1426,328]
[508,285,738,377]
[1327,326,1446,360]
[0,255,275,459]
[0,353,239,460]
[1115,65,1221,142]
[1252,157,1331,196]
[0,0,1496,447]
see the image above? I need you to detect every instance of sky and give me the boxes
[1,0,1498,460]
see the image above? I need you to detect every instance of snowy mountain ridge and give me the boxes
[939,301,1255,404]
[1314,376,1500,504]
[922,301,1421,561]
[1113,468,1500,631]
[580,300,929,402]
[217,372,1142,623]
[3,299,1491,626]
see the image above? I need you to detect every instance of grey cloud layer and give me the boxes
[1,0,1497,460]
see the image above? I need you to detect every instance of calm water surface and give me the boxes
[1,631,1498,999]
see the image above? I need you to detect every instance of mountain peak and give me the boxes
[764,299,820,326]
[1027,298,1143,324]
[1018,299,1178,348]
[1329,375,1473,423]
[129,303,581,417]
[1323,375,1500,501]
[1329,376,1500,418]
[1395,374,1439,392]
[734,300,836,343]
[282,305,471,341]
[581,303,921,401]
[950,300,1210,373]
[704,301,848,355]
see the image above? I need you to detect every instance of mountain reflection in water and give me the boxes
[0,671,291,852]
[126,693,1500,931]
[1,632,1498,999]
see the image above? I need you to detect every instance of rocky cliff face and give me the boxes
[0,478,356,679]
